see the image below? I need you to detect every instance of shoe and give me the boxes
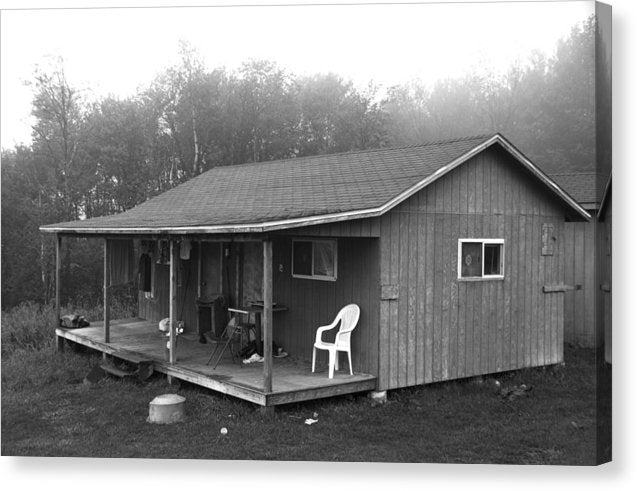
[273,351,288,358]
[243,353,264,364]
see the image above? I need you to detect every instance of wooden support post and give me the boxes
[234,243,242,307]
[263,239,273,393]
[197,241,202,298]
[55,234,64,352]
[169,240,178,365]
[219,242,224,292]
[103,238,111,343]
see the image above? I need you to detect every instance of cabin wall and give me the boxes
[138,241,225,334]
[377,146,567,391]
[138,261,169,323]
[272,236,380,376]
[134,234,381,375]
[562,219,602,347]
[242,242,263,306]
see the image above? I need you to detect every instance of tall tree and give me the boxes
[1,147,54,305]
[297,73,356,155]
[235,59,300,163]
[30,58,88,221]
[383,81,433,146]
[83,96,157,215]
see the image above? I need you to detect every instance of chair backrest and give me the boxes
[223,316,237,338]
[335,304,360,348]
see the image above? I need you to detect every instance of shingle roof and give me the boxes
[549,172,609,209]
[41,134,589,234]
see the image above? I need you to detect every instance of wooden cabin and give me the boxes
[41,134,590,407]
[549,172,610,348]
[598,176,612,364]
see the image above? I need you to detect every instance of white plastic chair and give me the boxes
[312,304,360,379]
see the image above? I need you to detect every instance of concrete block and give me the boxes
[369,390,387,404]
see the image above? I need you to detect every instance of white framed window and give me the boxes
[292,238,338,281]
[458,239,505,280]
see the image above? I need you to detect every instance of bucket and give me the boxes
[147,394,186,424]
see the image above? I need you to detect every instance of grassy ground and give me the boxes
[1,340,611,463]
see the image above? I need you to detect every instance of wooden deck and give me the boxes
[56,318,377,407]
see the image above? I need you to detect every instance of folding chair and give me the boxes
[206,316,255,369]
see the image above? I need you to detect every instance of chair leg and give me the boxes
[209,325,237,369]
[335,351,339,372]
[328,350,335,379]
[312,347,316,373]
[347,350,353,375]
[206,342,220,366]
[211,336,233,369]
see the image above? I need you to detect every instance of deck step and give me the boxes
[100,349,155,381]
[100,362,137,378]
[110,349,153,365]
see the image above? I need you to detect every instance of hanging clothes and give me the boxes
[157,241,170,265]
[180,239,192,260]
[138,253,152,292]
[141,240,157,256]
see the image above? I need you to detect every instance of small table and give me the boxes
[228,303,288,345]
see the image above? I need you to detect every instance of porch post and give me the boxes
[263,239,273,393]
[234,243,242,307]
[169,239,178,365]
[197,241,202,298]
[55,234,64,352]
[103,238,111,343]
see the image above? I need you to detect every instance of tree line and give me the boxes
[1,16,607,309]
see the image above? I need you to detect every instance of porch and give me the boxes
[57,318,377,407]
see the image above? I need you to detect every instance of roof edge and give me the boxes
[491,134,591,220]
[39,206,384,235]
[374,133,590,221]
[39,133,590,235]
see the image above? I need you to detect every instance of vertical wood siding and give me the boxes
[562,220,602,347]
[377,146,567,391]
[137,234,381,377]
[242,242,263,305]
[272,236,380,376]
[138,242,223,334]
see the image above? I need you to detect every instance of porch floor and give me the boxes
[56,318,377,407]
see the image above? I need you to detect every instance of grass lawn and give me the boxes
[1,343,610,464]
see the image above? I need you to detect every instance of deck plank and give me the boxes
[57,320,377,406]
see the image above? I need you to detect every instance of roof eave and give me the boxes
[39,133,590,235]
[38,206,386,236]
[490,135,591,221]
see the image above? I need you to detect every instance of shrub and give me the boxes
[1,301,56,355]
[1,297,136,355]
[1,346,100,391]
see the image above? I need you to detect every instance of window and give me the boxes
[458,239,504,280]
[292,239,337,281]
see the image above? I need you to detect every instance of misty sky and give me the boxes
[1,0,593,150]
